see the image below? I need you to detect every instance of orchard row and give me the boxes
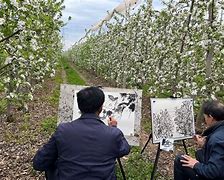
[0,0,64,115]
[68,0,224,105]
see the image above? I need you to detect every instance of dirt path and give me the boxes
[0,74,60,179]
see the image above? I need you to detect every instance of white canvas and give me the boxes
[73,91,137,136]
[151,98,195,144]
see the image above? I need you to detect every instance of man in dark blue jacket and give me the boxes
[174,100,224,180]
[33,86,130,180]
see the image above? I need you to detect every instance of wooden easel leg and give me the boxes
[182,139,188,155]
[150,144,161,180]
[141,133,152,154]
[117,158,126,180]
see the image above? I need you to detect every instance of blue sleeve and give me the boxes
[33,132,58,171]
[116,130,131,157]
[193,140,224,179]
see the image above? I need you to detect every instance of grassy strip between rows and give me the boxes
[60,57,86,85]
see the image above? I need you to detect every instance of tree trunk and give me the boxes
[205,0,214,83]
[196,0,215,132]
[6,70,14,122]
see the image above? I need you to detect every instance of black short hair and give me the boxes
[202,100,224,121]
[77,86,105,114]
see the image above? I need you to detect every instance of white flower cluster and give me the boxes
[1,0,64,109]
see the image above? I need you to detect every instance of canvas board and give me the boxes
[150,98,195,144]
[58,84,142,146]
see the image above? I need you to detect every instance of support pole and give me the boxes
[117,158,126,180]
[150,144,161,180]
[182,139,188,155]
[141,133,152,154]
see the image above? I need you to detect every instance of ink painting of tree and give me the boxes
[73,91,137,136]
[100,92,137,136]
[152,109,174,141]
[174,100,195,137]
[70,86,142,146]
[151,98,195,143]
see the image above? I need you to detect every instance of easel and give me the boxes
[141,133,188,180]
[117,158,126,180]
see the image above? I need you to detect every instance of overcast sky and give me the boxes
[61,0,163,50]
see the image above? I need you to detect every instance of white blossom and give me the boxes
[18,20,25,29]
[0,18,5,25]
[4,57,13,65]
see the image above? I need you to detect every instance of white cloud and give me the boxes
[61,0,163,50]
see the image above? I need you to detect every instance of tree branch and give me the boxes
[0,29,22,43]
[0,57,16,74]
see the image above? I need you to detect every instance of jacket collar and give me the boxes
[203,120,224,136]
[79,113,105,124]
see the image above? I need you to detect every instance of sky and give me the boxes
[61,0,163,50]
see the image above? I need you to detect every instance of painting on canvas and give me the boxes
[58,84,142,146]
[151,98,195,143]
[73,90,139,137]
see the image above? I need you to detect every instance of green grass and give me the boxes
[116,146,174,179]
[47,89,60,106]
[187,146,196,158]
[116,147,155,180]
[61,57,85,85]
[142,84,151,97]
[141,117,151,133]
[54,70,63,84]
[40,116,57,135]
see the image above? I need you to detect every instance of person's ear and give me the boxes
[209,114,216,121]
[209,115,217,121]
[208,114,213,118]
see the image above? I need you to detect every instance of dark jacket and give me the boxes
[193,120,224,180]
[33,113,130,180]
